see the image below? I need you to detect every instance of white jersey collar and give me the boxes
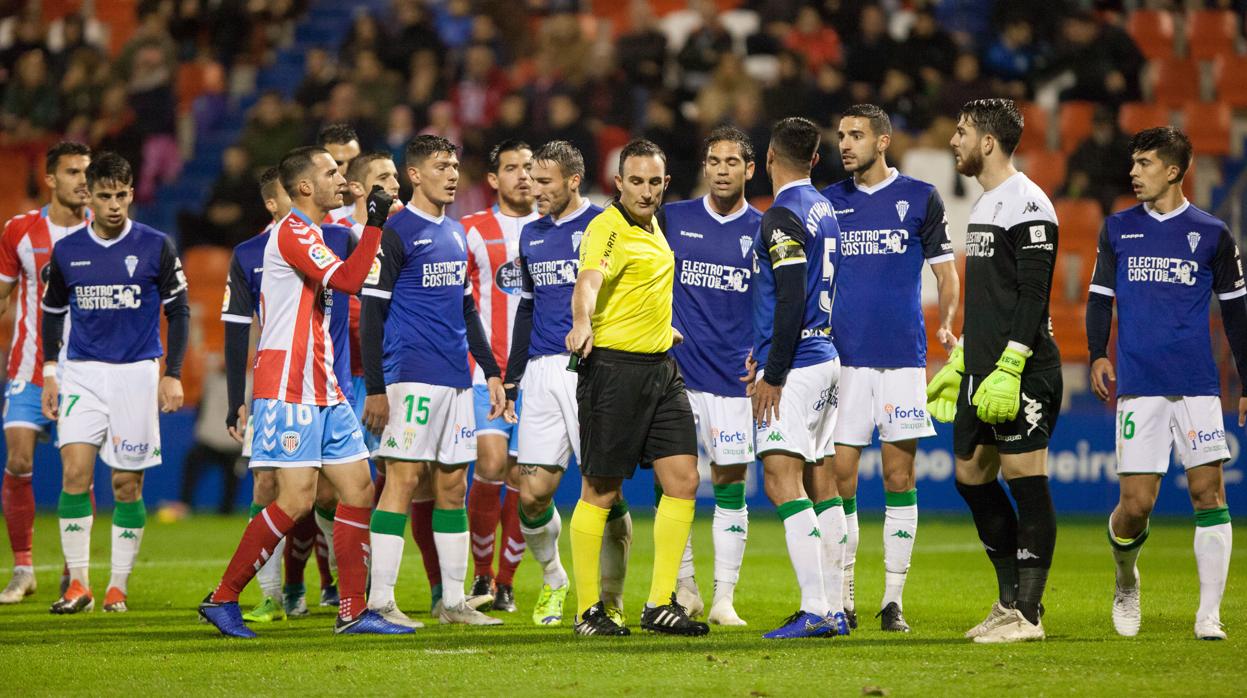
[1145,199,1190,222]
[774,178,812,197]
[88,218,132,247]
[853,167,899,195]
[700,194,749,224]
[553,198,592,227]
[406,201,446,224]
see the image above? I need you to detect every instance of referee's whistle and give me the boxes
[567,353,581,372]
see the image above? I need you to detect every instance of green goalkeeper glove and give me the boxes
[925,344,963,423]
[972,346,1030,424]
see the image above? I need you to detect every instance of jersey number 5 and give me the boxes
[818,238,836,314]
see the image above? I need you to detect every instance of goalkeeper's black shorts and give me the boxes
[953,367,1062,457]
[576,347,696,479]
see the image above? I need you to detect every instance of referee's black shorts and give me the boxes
[577,347,696,479]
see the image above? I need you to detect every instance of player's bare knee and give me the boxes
[110,472,143,502]
[1189,486,1225,511]
[710,464,746,486]
[4,452,33,476]
[883,466,914,494]
[1116,494,1154,527]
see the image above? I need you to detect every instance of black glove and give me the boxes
[366,185,394,228]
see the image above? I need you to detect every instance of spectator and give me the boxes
[727,90,772,201]
[784,6,842,71]
[538,12,592,87]
[340,12,384,67]
[639,92,697,199]
[1048,11,1143,106]
[935,53,994,118]
[616,0,668,92]
[179,145,264,250]
[406,48,445,126]
[844,4,896,96]
[128,44,181,202]
[49,13,104,77]
[352,49,402,128]
[59,50,106,124]
[0,11,46,82]
[695,52,760,131]
[2,49,60,140]
[91,82,142,170]
[545,91,598,180]
[451,43,510,130]
[294,47,339,115]
[485,92,531,147]
[983,15,1042,99]
[115,3,178,85]
[385,104,415,162]
[385,0,444,74]
[1063,106,1133,214]
[807,63,851,127]
[764,50,811,123]
[677,0,735,91]
[435,0,476,53]
[894,9,958,90]
[877,67,932,134]
[237,91,303,168]
[420,100,463,147]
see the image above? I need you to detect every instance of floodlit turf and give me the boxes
[0,513,1241,695]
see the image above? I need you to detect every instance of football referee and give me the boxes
[564,139,708,637]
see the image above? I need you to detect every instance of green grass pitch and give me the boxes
[0,512,1241,695]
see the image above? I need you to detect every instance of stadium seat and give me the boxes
[1185,10,1240,62]
[748,195,772,211]
[1020,150,1066,196]
[181,246,231,354]
[1150,58,1201,107]
[1112,194,1140,214]
[1016,102,1050,153]
[1118,102,1171,135]
[1127,9,1176,60]
[1212,55,1247,108]
[596,125,631,192]
[1055,198,1102,247]
[1182,102,1232,156]
[1057,101,1096,154]
[94,0,138,55]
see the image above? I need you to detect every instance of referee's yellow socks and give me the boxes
[570,499,610,617]
[648,495,696,607]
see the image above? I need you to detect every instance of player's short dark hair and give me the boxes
[703,126,754,163]
[85,152,132,189]
[617,138,667,176]
[345,150,393,184]
[405,135,457,168]
[278,145,329,198]
[532,140,585,180]
[259,166,282,201]
[770,117,821,168]
[842,104,892,137]
[488,139,532,173]
[1129,126,1192,182]
[317,123,358,146]
[45,141,91,174]
[958,98,1024,156]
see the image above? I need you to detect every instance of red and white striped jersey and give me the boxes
[324,205,364,378]
[462,205,538,383]
[0,207,87,385]
[254,208,346,405]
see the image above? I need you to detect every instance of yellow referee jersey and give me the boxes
[578,201,675,354]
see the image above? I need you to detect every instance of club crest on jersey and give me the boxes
[572,230,583,251]
[1188,232,1201,253]
[895,200,910,221]
[281,431,301,454]
[308,243,333,269]
[124,255,138,278]
[739,234,752,258]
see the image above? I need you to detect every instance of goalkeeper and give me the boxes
[926,99,1061,644]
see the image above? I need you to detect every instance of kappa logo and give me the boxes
[1022,201,1040,214]
[739,234,753,257]
[308,243,334,269]
[385,436,398,449]
[124,254,139,278]
[679,230,703,239]
[1188,231,1201,253]
[725,524,746,534]
[808,528,821,538]
[1017,548,1039,560]
[119,530,138,540]
[890,530,913,539]
[281,430,301,454]
[572,230,583,251]
[64,523,84,532]
[895,200,909,221]
[1022,391,1043,435]
[766,432,785,442]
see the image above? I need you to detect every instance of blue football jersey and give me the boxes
[1089,201,1244,396]
[663,196,761,396]
[222,223,356,401]
[821,171,954,368]
[41,220,186,363]
[363,203,473,389]
[752,179,839,371]
[518,200,601,359]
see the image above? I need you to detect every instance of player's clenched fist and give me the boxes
[159,376,184,413]
[925,344,963,423]
[366,184,394,228]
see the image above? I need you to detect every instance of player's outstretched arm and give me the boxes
[566,269,603,358]
[358,220,403,435]
[324,186,391,294]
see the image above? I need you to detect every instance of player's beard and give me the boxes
[955,148,983,177]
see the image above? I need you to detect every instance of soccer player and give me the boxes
[661,126,761,626]
[822,104,959,632]
[40,152,188,614]
[360,135,507,626]
[928,98,1061,643]
[320,123,362,192]
[565,138,708,637]
[1087,127,1242,641]
[198,145,404,638]
[749,117,847,640]
[504,140,632,627]
[462,139,539,612]
[0,141,91,604]
[221,170,370,623]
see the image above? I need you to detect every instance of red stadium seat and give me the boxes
[1016,102,1050,153]
[596,125,631,192]
[1212,55,1247,108]
[94,0,139,56]
[1186,10,1240,62]
[1112,195,1140,214]
[1021,150,1066,196]
[1118,102,1171,135]
[1058,101,1096,154]
[1182,102,1232,156]
[1055,198,1103,247]
[1150,58,1201,107]
[1127,9,1176,60]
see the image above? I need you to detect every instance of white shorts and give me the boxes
[755,358,839,464]
[1116,395,1231,474]
[687,388,754,467]
[58,359,161,471]
[375,382,475,466]
[516,354,579,470]
[834,366,936,447]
